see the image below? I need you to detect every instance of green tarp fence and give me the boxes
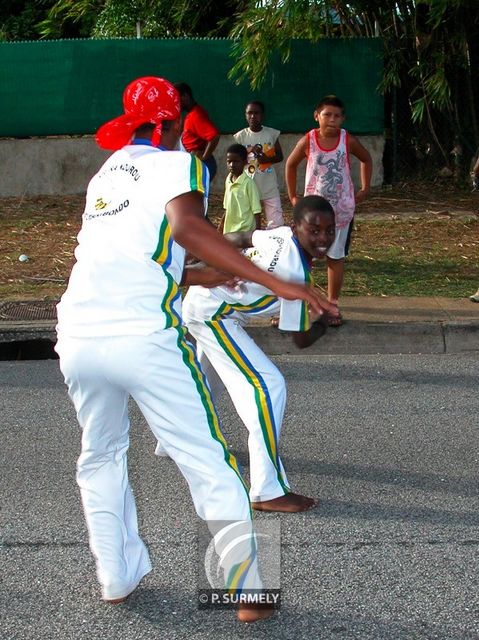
[0,38,383,137]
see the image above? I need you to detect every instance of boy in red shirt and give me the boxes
[174,82,220,182]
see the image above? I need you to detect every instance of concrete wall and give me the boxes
[216,134,384,194]
[0,134,384,198]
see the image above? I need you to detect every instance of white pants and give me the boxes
[56,328,256,600]
[186,317,290,502]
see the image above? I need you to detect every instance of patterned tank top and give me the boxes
[304,128,355,228]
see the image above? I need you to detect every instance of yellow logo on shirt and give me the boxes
[95,197,109,210]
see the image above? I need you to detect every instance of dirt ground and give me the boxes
[1,183,478,299]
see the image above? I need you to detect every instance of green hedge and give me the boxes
[0,38,383,137]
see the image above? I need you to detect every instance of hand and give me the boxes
[252,144,263,157]
[355,189,369,204]
[290,195,300,206]
[309,308,324,324]
[224,278,247,293]
[269,281,338,317]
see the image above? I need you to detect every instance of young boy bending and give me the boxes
[182,196,336,513]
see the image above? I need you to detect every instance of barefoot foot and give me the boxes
[237,602,275,623]
[103,595,128,605]
[103,582,141,604]
[252,492,317,513]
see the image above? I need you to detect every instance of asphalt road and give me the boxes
[1,355,478,640]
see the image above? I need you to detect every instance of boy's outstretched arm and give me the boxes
[166,192,337,317]
[349,135,372,204]
[285,135,308,206]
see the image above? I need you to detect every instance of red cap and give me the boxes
[96,76,180,150]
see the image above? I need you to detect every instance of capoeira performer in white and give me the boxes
[55,77,335,622]
[182,195,336,513]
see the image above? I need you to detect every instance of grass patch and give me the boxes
[326,217,479,297]
[0,193,478,299]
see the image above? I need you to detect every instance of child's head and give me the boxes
[292,196,335,260]
[245,101,265,132]
[226,143,248,178]
[173,82,195,111]
[313,95,345,133]
[314,95,345,114]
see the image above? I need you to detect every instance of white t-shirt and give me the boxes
[233,126,281,200]
[183,227,312,332]
[56,145,209,337]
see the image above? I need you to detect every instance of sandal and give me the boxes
[327,306,343,327]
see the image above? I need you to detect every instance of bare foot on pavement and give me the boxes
[252,492,317,513]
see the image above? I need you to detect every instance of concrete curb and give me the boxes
[247,320,478,355]
[1,319,477,356]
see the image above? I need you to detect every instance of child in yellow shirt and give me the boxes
[219,144,262,233]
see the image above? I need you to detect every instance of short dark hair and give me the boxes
[314,95,345,113]
[245,100,265,113]
[293,196,335,223]
[174,82,193,98]
[226,143,248,162]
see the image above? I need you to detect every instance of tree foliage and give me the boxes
[1,0,479,173]
[228,0,479,165]
[0,1,57,41]
[34,0,248,39]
